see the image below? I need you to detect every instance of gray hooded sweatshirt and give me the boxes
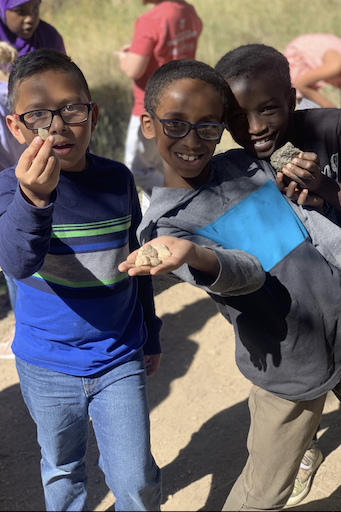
[138,149,341,401]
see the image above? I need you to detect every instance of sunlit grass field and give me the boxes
[41,0,341,161]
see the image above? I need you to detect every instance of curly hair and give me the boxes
[215,44,292,94]
[144,59,232,119]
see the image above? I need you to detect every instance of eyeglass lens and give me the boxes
[23,104,89,129]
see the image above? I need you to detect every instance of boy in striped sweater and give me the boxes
[0,48,162,511]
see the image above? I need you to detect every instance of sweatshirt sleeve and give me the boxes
[138,217,266,297]
[0,170,54,279]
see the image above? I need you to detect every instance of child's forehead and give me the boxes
[18,69,78,90]
[14,70,89,108]
[157,78,222,110]
[160,77,212,96]
[229,73,283,96]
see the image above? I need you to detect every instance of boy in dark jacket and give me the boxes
[119,58,341,511]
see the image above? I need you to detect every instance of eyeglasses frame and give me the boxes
[13,102,93,130]
[150,111,226,141]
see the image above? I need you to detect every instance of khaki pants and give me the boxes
[222,385,326,511]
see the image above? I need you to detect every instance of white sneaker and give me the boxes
[287,444,323,506]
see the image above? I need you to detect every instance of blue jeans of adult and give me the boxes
[16,349,161,512]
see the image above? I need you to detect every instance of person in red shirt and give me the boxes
[115,0,202,210]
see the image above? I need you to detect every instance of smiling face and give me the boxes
[141,78,225,189]
[7,69,98,172]
[226,74,296,160]
[5,0,41,40]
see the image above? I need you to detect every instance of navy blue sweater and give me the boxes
[0,153,161,376]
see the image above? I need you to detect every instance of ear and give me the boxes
[288,87,297,112]
[6,115,27,144]
[140,111,155,140]
[90,102,99,133]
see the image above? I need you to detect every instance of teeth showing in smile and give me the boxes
[177,153,200,161]
[254,139,270,147]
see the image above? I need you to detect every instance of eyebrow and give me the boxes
[17,98,87,112]
[160,111,222,122]
[257,97,280,108]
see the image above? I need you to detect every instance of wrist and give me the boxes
[316,174,341,211]
[187,244,220,278]
[20,186,51,208]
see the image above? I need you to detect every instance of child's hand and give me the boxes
[281,151,323,193]
[15,135,60,207]
[118,236,195,276]
[276,171,324,208]
[275,151,324,208]
[144,353,162,377]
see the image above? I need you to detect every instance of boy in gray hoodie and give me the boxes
[119,59,341,511]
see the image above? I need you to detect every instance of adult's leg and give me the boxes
[89,349,161,511]
[124,115,164,196]
[222,385,326,511]
[16,357,90,512]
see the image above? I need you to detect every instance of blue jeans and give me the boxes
[16,350,161,511]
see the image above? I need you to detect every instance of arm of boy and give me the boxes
[119,236,220,279]
[15,135,60,208]
[119,235,265,296]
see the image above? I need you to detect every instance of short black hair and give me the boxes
[215,44,292,94]
[8,48,91,112]
[144,59,232,119]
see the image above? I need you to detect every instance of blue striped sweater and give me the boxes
[0,153,161,376]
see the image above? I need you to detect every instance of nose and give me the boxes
[48,112,68,133]
[23,12,34,22]
[247,113,267,135]
[23,7,39,23]
[181,127,202,147]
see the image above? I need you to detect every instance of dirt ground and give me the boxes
[0,275,341,511]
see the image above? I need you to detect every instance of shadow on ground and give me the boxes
[1,279,340,511]
[0,289,218,511]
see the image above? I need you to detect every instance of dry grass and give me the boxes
[40,0,341,160]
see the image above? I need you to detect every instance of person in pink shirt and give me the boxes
[284,33,341,109]
[115,0,202,207]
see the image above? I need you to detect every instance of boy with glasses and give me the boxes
[0,48,162,511]
[119,58,341,511]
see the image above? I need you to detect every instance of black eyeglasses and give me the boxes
[150,111,226,141]
[15,103,93,130]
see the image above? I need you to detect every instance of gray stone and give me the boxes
[270,142,302,171]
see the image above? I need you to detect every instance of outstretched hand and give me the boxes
[118,236,195,276]
[15,135,60,207]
